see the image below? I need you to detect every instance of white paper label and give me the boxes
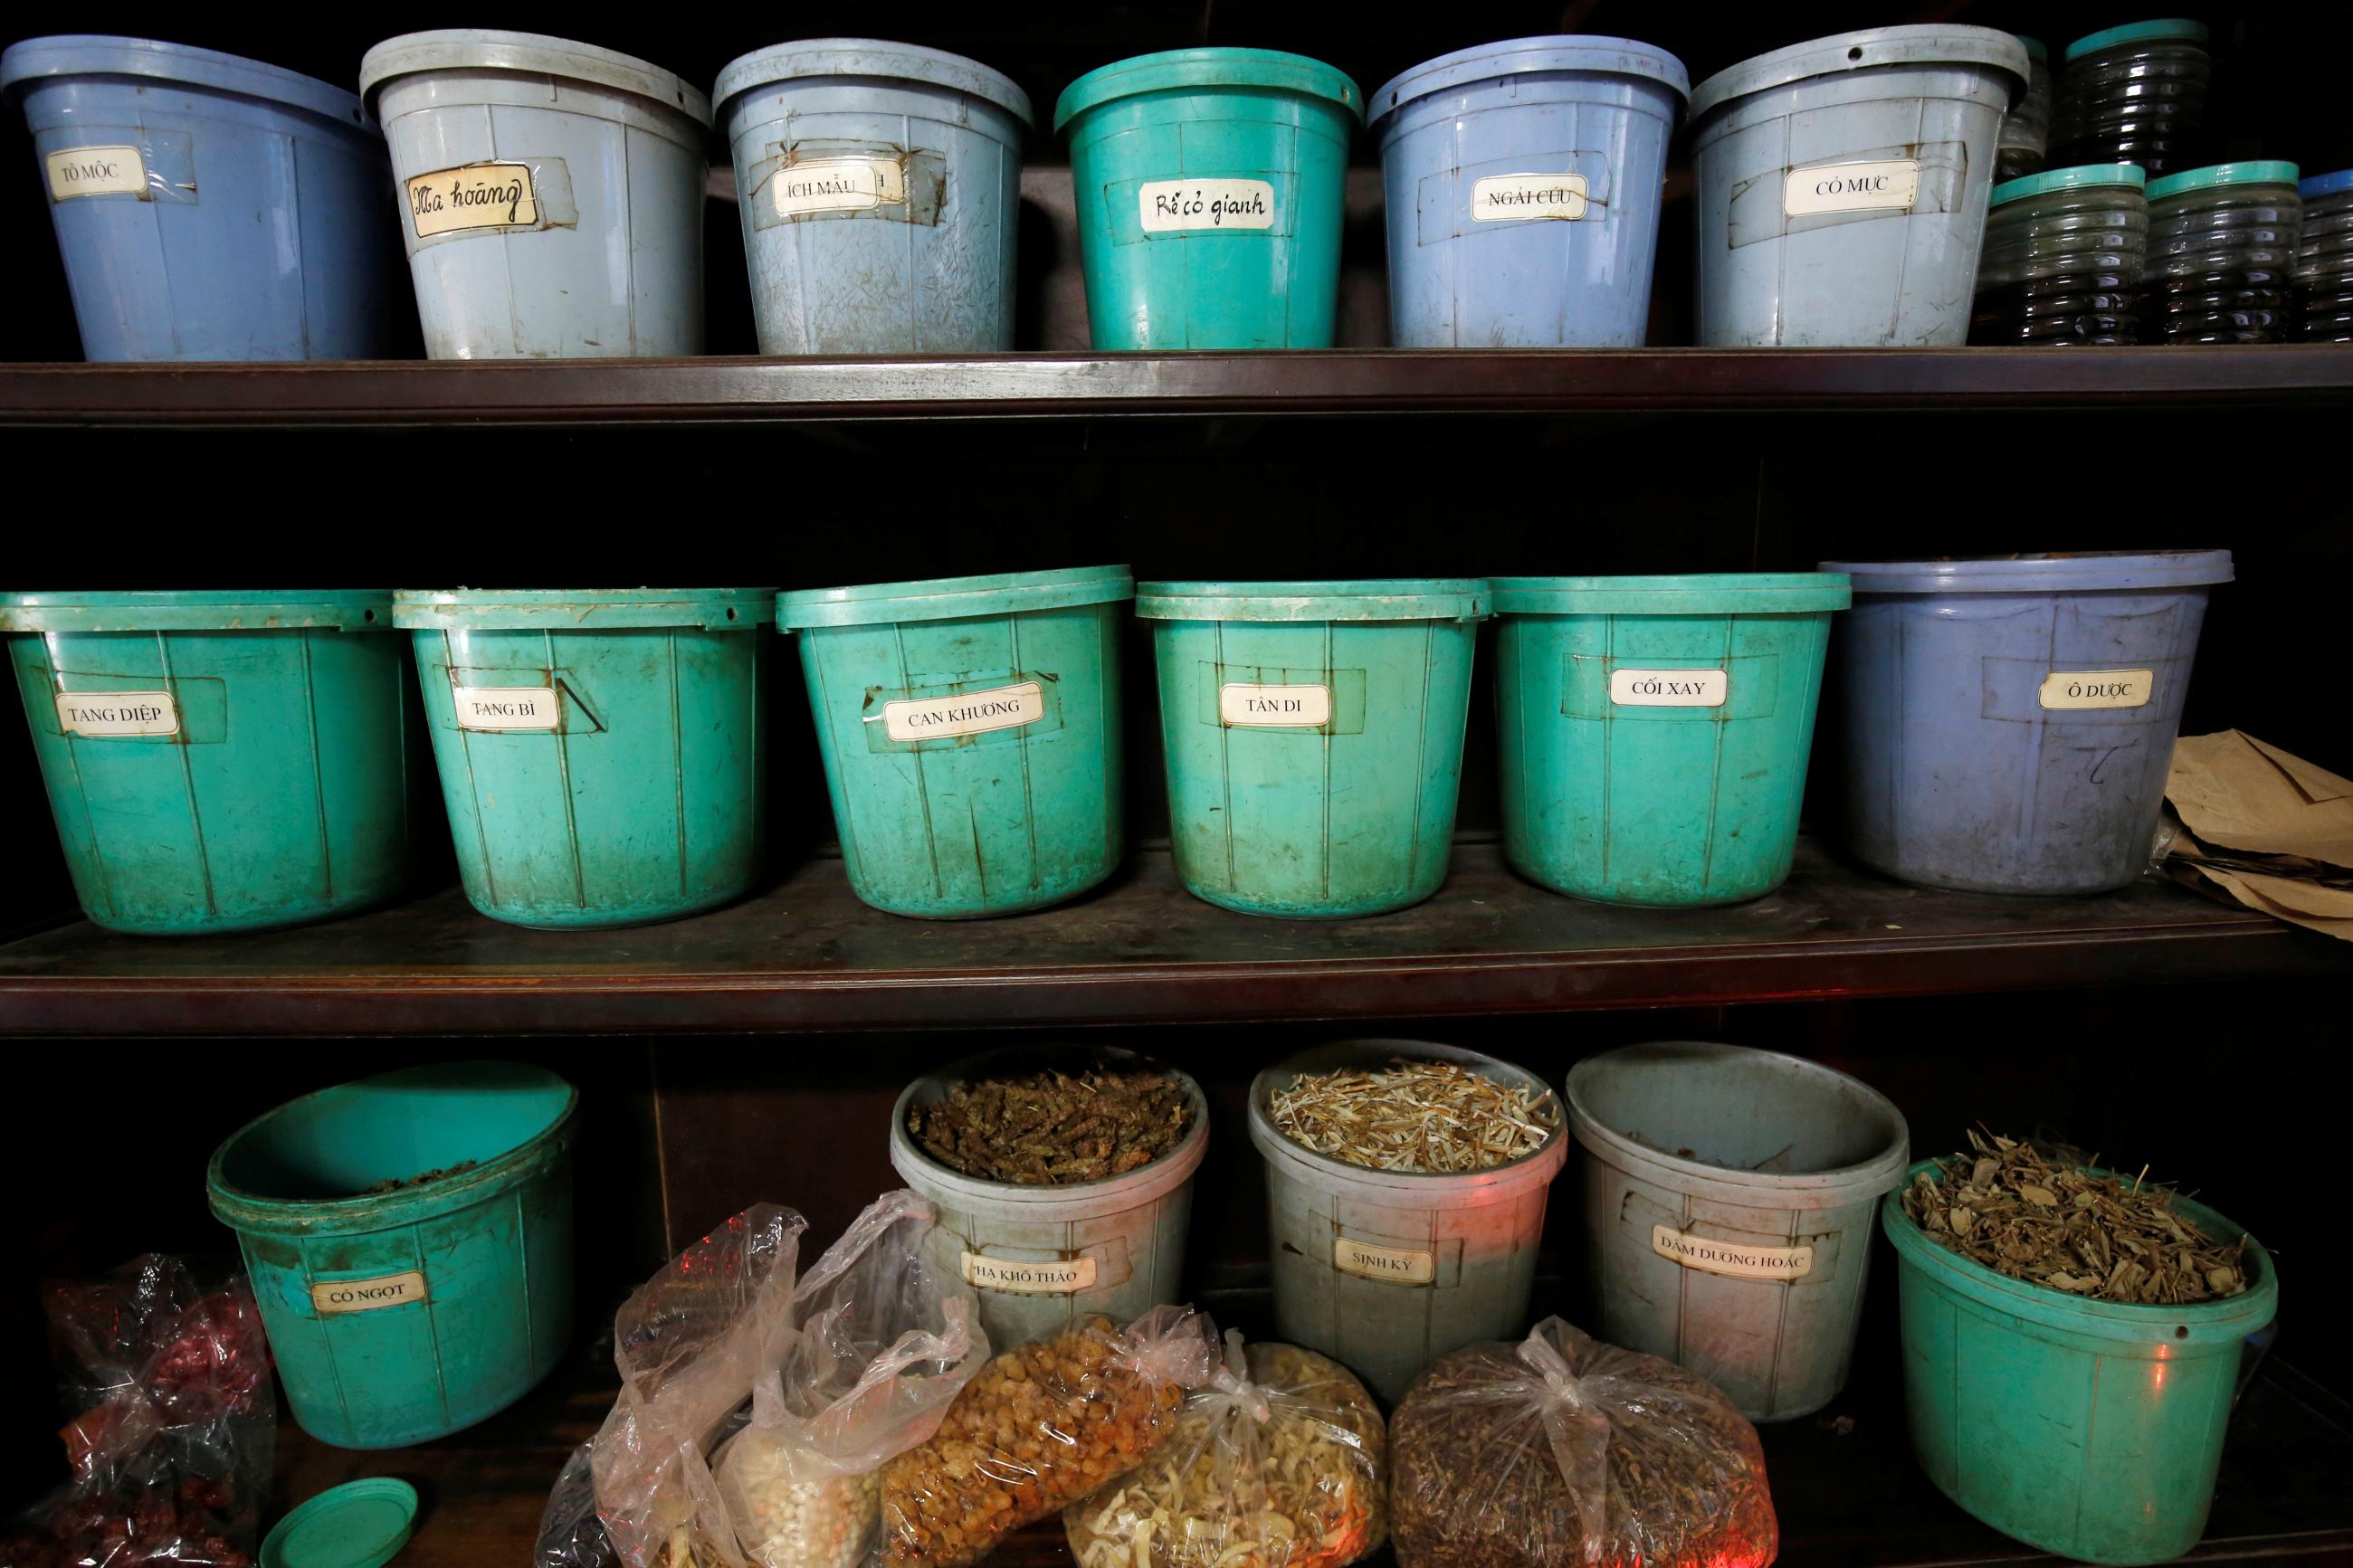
[961,1253,1096,1294]
[2039,669,2155,710]
[1218,682,1332,728]
[453,686,561,732]
[1652,1225,1815,1281]
[1139,178,1275,233]
[406,162,539,237]
[56,690,178,737]
[1334,1237,1435,1285]
[1784,158,1920,217]
[46,146,146,201]
[879,681,1043,743]
[774,156,908,217]
[1610,669,1729,708]
[310,1270,430,1315]
[1472,172,1588,222]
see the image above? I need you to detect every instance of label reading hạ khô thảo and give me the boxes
[961,1252,1096,1293]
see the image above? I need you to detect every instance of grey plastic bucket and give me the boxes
[1689,27,2028,346]
[889,1045,1207,1348]
[1249,1040,1568,1404]
[1565,1041,1909,1421]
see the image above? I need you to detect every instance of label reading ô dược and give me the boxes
[46,146,147,201]
[1472,173,1588,222]
[1784,159,1920,217]
[56,690,178,737]
[1651,1224,1815,1281]
[1139,178,1275,233]
[774,156,909,218]
[1219,683,1331,728]
[879,681,1043,744]
[310,1269,431,1315]
[407,162,538,238]
[2039,669,2154,710]
[453,687,561,732]
[1610,669,1728,708]
[961,1252,1096,1294]
[1334,1237,1434,1285]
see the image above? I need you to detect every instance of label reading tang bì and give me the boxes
[961,1253,1096,1294]
[311,1270,431,1315]
[2039,669,2155,710]
[1610,669,1729,708]
[406,162,539,238]
[1139,178,1275,233]
[879,681,1044,744]
[56,690,178,737]
[1219,682,1332,728]
[453,687,561,732]
[46,146,147,201]
[1334,1237,1435,1286]
[774,156,909,218]
[1652,1225,1815,1281]
[1472,173,1589,222]
[1783,158,1920,217]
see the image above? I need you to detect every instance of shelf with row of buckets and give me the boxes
[1,552,2230,935]
[6,24,2050,358]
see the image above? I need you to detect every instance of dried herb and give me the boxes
[910,1069,1194,1186]
[1898,1129,2251,1304]
[1270,1061,1558,1174]
[367,1159,480,1193]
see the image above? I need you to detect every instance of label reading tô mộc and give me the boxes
[46,146,146,201]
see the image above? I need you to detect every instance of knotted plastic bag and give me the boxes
[1065,1330,1386,1568]
[1389,1317,1777,1568]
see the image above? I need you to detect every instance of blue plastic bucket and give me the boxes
[1372,37,1688,348]
[1,35,406,361]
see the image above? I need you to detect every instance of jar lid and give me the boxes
[1135,579,1488,623]
[394,586,775,632]
[1054,48,1363,134]
[1370,36,1687,128]
[360,30,710,128]
[1991,164,2147,206]
[2300,167,2353,199]
[778,565,1132,630]
[2062,19,2210,65]
[260,1479,418,1568]
[1821,551,2234,594]
[2146,161,2302,203]
[2016,35,2048,61]
[1491,574,1850,617]
[0,589,394,634]
[0,35,370,127]
[1688,26,2027,124]
[713,39,1031,128]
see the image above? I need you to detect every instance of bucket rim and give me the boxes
[714,38,1032,129]
[1687,25,2029,124]
[1821,550,2234,595]
[0,34,370,127]
[1370,35,1689,131]
[1,588,395,634]
[2146,161,2302,204]
[360,30,711,129]
[1136,579,1490,623]
[1247,1040,1569,1197]
[2062,18,2211,65]
[1491,573,1849,616]
[778,565,1133,631]
[394,586,777,631]
[1054,47,1364,135]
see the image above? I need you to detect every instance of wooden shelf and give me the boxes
[1,839,2340,1037]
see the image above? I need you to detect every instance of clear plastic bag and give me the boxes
[1065,1332,1386,1568]
[713,1192,989,1568]
[880,1307,1219,1568]
[1389,1317,1777,1568]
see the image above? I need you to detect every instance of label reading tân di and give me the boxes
[311,1270,431,1315]
[1784,158,1920,217]
[453,686,561,732]
[1334,1237,1434,1286]
[961,1253,1096,1294]
[774,156,909,218]
[46,146,147,201]
[406,162,539,238]
[2039,669,2155,710]
[1219,682,1332,728]
[56,690,178,737]
[1139,178,1275,233]
[1652,1225,1815,1281]
[880,681,1043,744]
[1611,669,1729,708]
[1472,173,1588,222]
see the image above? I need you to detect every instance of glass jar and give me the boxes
[1971,165,2148,346]
[2146,161,2303,345]
[2051,19,2210,177]
[1996,37,2053,184]
[2295,168,2353,343]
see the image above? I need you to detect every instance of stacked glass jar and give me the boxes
[1995,37,2053,184]
[2051,19,2210,178]
[2146,162,2303,344]
[1971,166,2149,346]
[2296,168,2353,343]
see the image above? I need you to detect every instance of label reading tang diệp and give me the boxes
[56,690,178,737]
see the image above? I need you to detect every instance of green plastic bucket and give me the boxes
[777,565,1133,919]
[1138,579,1489,918]
[395,587,775,929]
[1,590,414,936]
[1882,1161,2278,1564]
[207,1061,577,1449]
[1054,49,1364,349]
[1491,574,1849,907]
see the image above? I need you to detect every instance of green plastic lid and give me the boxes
[1134,579,1489,623]
[2017,35,2048,61]
[1054,48,1364,134]
[2146,160,2301,203]
[2062,18,2209,64]
[0,589,393,635]
[1490,574,1849,617]
[393,586,776,632]
[777,565,1134,631]
[261,1479,418,1568]
[1992,164,2147,206]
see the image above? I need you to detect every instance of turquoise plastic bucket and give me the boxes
[395,587,774,928]
[2,591,414,936]
[778,566,1133,918]
[1883,1161,2277,1564]
[1138,580,1490,918]
[208,1061,576,1449]
[1054,49,1363,349]
[1491,574,1848,907]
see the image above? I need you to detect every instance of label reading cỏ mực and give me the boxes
[1783,158,1920,217]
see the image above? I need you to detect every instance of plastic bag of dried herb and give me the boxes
[1390,1318,1777,1568]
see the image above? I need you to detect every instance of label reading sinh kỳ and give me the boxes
[1784,159,1920,217]
[453,687,561,732]
[961,1253,1096,1293]
[1472,173,1588,222]
[1333,1237,1435,1285]
[407,162,539,238]
[1652,1224,1815,1280]
[56,690,178,737]
[1219,682,1332,728]
[774,156,908,218]
[1611,669,1728,708]
[880,681,1043,744]
[1139,178,1274,233]
[311,1269,431,1315]
[46,146,147,201]
[2039,669,2154,710]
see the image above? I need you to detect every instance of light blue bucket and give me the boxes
[1373,37,1688,348]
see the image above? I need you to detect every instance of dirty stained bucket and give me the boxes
[1820,551,2231,896]
[2,591,415,936]
[1250,1040,1568,1404]
[1884,1161,2277,1563]
[1138,580,1489,919]
[208,1061,576,1449]
[1372,36,1690,347]
[1491,574,1849,907]
[890,1044,1207,1347]
[1566,1041,1909,1421]
[1056,49,1364,349]
[361,31,710,358]
[395,587,773,928]
[1690,27,2029,346]
[1,35,406,361]
[715,39,1032,354]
